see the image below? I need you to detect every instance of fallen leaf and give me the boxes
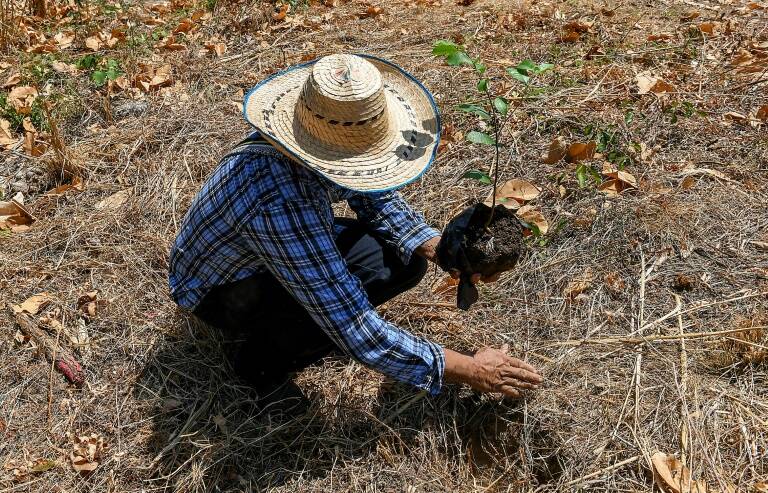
[604,272,626,294]
[7,86,39,115]
[0,118,16,147]
[359,5,384,17]
[564,19,593,33]
[53,31,75,49]
[757,105,768,121]
[204,42,227,56]
[647,33,672,42]
[636,73,675,94]
[10,292,51,315]
[173,18,194,34]
[272,3,289,21]
[565,141,596,163]
[484,179,540,209]
[560,30,580,42]
[0,199,35,232]
[84,35,101,51]
[543,136,568,164]
[432,275,458,297]
[651,451,708,493]
[681,10,700,21]
[457,0,475,5]
[585,45,605,59]
[564,268,593,299]
[51,61,78,74]
[600,165,638,195]
[95,189,132,210]
[2,71,21,88]
[30,459,57,473]
[698,22,717,36]
[71,434,106,475]
[516,205,549,235]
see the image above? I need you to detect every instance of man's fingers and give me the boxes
[502,367,543,385]
[500,375,539,390]
[500,355,540,375]
[498,386,521,399]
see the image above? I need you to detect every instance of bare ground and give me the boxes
[1,0,767,491]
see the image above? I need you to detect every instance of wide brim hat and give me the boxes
[243,54,440,192]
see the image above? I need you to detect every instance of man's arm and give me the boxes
[347,190,440,265]
[240,198,444,394]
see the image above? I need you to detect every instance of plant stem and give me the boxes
[482,86,501,229]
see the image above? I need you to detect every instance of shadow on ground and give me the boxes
[134,313,564,491]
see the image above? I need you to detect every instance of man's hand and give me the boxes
[443,345,543,398]
[417,236,502,284]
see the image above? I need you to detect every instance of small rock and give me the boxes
[10,181,29,193]
[113,100,149,120]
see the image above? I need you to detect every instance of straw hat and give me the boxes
[243,54,440,192]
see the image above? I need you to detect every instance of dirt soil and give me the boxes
[1,0,767,491]
[461,204,523,276]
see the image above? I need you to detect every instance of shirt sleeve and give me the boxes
[347,191,440,265]
[239,198,445,395]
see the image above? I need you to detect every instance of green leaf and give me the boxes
[516,59,537,73]
[432,40,461,56]
[76,54,99,70]
[446,51,474,66]
[31,459,57,473]
[576,164,588,188]
[506,67,530,84]
[477,78,488,92]
[466,131,496,145]
[456,103,491,120]
[473,61,487,75]
[91,70,107,86]
[534,62,554,74]
[462,170,492,185]
[493,97,509,117]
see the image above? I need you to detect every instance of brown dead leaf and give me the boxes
[681,10,700,21]
[585,45,605,59]
[10,292,50,315]
[565,141,596,163]
[0,118,16,148]
[160,35,186,51]
[46,176,85,195]
[51,61,78,75]
[543,136,568,164]
[564,19,593,33]
[84,35,101,51]
[457,0,475,5]
[485,179,540,209]
[71,434,106,475]
[758,105,768,121]
[95,189,132,210]
[7,86,38,114]
[601,165,638,195]
[647,33,672,42]
[651,452,708,493]
[173,18,194,34]
[516,205,549,235]
[53,31,75,49]
[564,268,593,300]
[272,3,289,21]
[3,71,21,88]
[359,5,384,17]
[205,42,227,57]
[603,272,626,294]
[560,30,580,42]
[0,199,35,231]
[698,22,718,36]
[636,73,675,94]
[77,290,101,319]
[432,275,459,297]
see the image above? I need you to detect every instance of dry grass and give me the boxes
[1,0,767,491]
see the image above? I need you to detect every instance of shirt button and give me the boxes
[399,247,405,253]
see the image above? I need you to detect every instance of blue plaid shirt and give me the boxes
[169,133,444,394]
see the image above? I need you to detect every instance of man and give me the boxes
[168,54,542,400]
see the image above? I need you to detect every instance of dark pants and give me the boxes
[193,218,428,389]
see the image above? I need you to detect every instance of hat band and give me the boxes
[300,97,386,127]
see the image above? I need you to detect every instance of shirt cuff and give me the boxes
[396,223,440,265]
[416,341,446,395]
